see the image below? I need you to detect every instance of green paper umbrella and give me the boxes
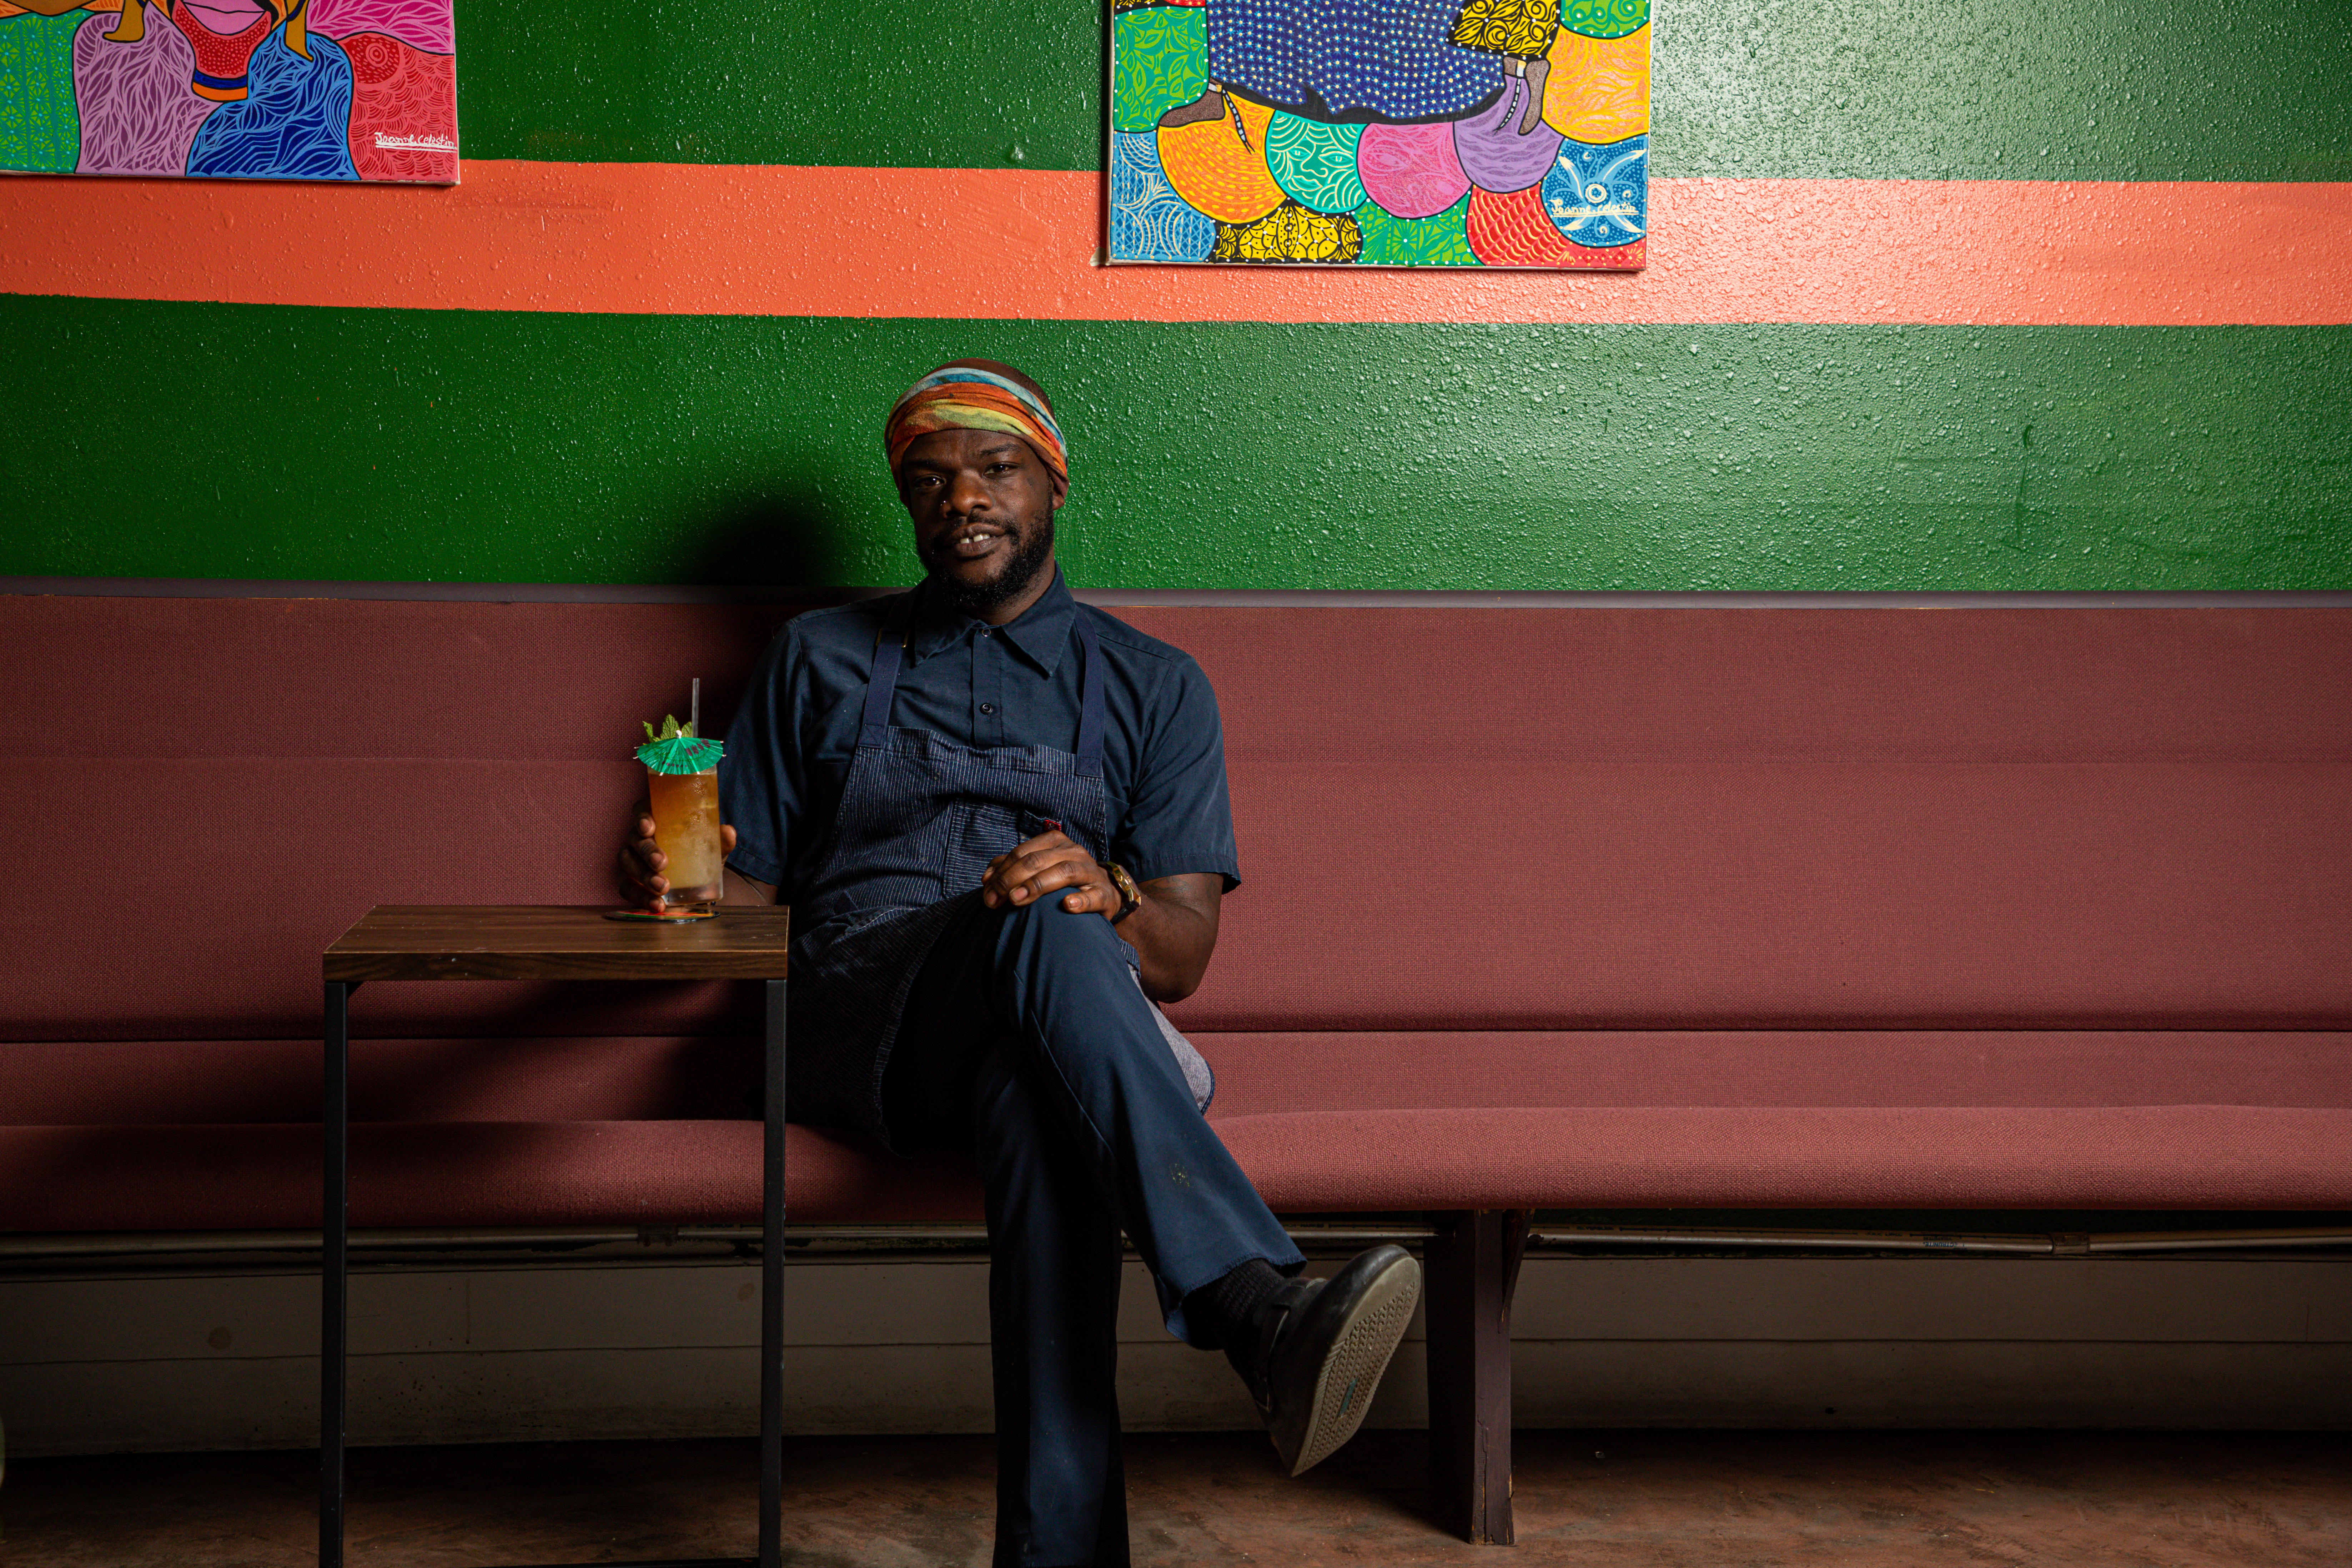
[636,715,724,774]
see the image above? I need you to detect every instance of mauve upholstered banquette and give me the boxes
[4,591,2349,1539]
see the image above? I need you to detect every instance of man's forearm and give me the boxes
[974,843,1223,1000]
[725,868,780,905]
[1121,876,1219,1003]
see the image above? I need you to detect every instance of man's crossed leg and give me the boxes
[886,894,1421,1567]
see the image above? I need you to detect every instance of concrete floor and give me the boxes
[5,1429,2347,1567]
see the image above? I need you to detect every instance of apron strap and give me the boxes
[1074,613,1106,778]
[859,592,915,743]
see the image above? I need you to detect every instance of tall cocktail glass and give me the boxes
[637,719,726,907]
[647,766,724,904]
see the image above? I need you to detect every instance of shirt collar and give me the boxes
[907,568,1077,677]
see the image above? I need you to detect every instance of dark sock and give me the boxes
[1192,1257,1286,1366]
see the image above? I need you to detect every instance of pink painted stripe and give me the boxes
[2,161,2347,325]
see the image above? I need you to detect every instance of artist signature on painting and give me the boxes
[1548,194,1643,235]
[374,134,459,153]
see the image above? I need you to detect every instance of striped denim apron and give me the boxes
[786,592,1212,1148]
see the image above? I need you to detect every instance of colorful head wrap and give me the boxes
[883,366,1069,483]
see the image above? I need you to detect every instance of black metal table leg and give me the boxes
[760,977,786,1568]
[317,968,779,1568]
[322,980,357,1568]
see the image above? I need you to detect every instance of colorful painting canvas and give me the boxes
[1110,0,1647,267]
[0,0,456,182]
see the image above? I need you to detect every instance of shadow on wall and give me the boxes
[688,483,877,591]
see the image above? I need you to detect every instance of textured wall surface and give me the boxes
[452,0,2352,179]
[1,0,2347,589]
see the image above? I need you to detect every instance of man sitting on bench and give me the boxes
[619,359,1421,1567]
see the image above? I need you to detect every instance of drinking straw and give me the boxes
[691,678,701,739]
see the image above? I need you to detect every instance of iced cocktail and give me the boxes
[637,715,726,906]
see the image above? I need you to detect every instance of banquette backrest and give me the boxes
[4,595,2348,1134]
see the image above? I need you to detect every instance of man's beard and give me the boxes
[923,510,1056,618]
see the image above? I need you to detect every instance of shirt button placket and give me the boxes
[978,629,1001,744]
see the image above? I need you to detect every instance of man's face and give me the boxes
[899,426,1067,616]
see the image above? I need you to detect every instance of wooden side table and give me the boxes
[322,905,791,1568]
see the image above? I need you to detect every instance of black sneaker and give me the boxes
[1235,1245,1423,1476]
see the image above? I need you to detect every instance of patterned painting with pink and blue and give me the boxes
[0,0,456,182]
[1110,0,1648,267]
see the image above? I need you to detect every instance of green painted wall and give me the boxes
[458,0,2352,180]
[8,297,2346,589]
[6,0,2349,589]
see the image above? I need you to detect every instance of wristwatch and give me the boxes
[1102,861,1144,925]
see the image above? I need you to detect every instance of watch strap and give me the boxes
[1103,861,1144,925]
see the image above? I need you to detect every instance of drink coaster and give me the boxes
[603,907,718,922]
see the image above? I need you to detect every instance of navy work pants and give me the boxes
[883,893,1302,1568]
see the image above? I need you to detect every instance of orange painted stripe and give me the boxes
[3,160,2347,325]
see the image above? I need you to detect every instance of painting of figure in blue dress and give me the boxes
[0,0,457,182]
[1110,0,1650,267]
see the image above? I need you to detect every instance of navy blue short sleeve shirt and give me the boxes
[720,573,1241,901]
